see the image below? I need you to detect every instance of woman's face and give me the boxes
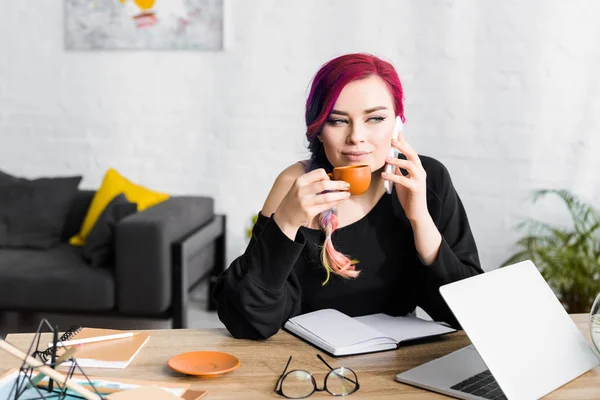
[318,75,396,172]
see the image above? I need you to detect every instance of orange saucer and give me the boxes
[167,351,240,377]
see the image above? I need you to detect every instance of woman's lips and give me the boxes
[342,151,371,161]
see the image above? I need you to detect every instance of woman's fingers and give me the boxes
[296,168,330,187]
[392,134,422,167]
[295,168,350,196]
[299,177,350,197]
[301,190,350,216]
[384,157,422,179]
[289,168,352,220]
[315,190,351,204]
[310,194,352,215]
[381,169,417,192]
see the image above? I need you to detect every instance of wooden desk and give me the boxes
[1,314,599,399]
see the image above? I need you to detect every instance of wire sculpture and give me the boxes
[1,319,103,400]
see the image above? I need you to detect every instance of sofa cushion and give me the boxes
[0,169,18,183]
[61,191,95,242]
[0,173,82,249]
[0,244,115,311]
[83,193,137,268]
[70,168,169,247]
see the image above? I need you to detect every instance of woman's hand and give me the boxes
[274,169,351,239]
[382,133,442,264]
[381,133,429,223]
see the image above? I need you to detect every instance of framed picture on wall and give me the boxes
[65,0,225,50]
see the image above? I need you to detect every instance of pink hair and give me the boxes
[304,53,406,285]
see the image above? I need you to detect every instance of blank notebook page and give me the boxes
[288,309,389,348]
[354,314,455,342]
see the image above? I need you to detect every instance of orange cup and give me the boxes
[328,165,371,195]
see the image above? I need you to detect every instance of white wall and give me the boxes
[1,0,600,270]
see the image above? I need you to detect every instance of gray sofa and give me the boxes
[0,190,226,328]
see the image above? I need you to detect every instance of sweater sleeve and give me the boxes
[414,160,484,328]
[211,213,305,340]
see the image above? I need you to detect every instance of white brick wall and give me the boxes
[1,0,600,271]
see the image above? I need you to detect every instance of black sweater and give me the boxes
[212,156,483,339]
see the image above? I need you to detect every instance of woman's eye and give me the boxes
[367,116,386,123]
[326,118,348,126]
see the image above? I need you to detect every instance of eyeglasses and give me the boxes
[274,355,360,398]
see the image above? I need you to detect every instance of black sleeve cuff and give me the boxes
[416,236,482,287]
[246,216,306,291]
[416,236,454,284]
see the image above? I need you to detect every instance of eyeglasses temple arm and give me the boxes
[316,354,359,386]
[316,354,334,371]
[275,356,293,392]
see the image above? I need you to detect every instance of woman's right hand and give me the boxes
[273,169,351,239]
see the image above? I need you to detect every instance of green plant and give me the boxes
[246,214,258,239]
[502,189,600,313]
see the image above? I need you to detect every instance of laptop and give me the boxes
[396,260,599,400]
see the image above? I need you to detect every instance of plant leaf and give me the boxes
[503,189,600,313]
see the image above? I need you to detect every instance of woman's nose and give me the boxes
[346,123,367,144]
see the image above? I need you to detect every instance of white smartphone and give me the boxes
[384,116,403,194]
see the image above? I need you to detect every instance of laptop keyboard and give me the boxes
[450,370,507,399]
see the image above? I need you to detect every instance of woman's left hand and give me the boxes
[381,133,429,223]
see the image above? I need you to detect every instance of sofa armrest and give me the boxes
[114,196,214,314]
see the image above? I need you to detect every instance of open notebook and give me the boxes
[284,309,456,356]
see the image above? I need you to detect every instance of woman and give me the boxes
[212,53,483,340]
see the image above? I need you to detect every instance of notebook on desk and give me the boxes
[49,328,150,369]
[48,327,137,347]
[283,309,455,357]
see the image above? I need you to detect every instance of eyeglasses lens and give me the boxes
[282,370,315,399]
[326,367,358,396]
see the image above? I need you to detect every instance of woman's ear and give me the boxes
[317,134,323,143]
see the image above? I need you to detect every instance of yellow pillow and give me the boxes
[69,168,170,246]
